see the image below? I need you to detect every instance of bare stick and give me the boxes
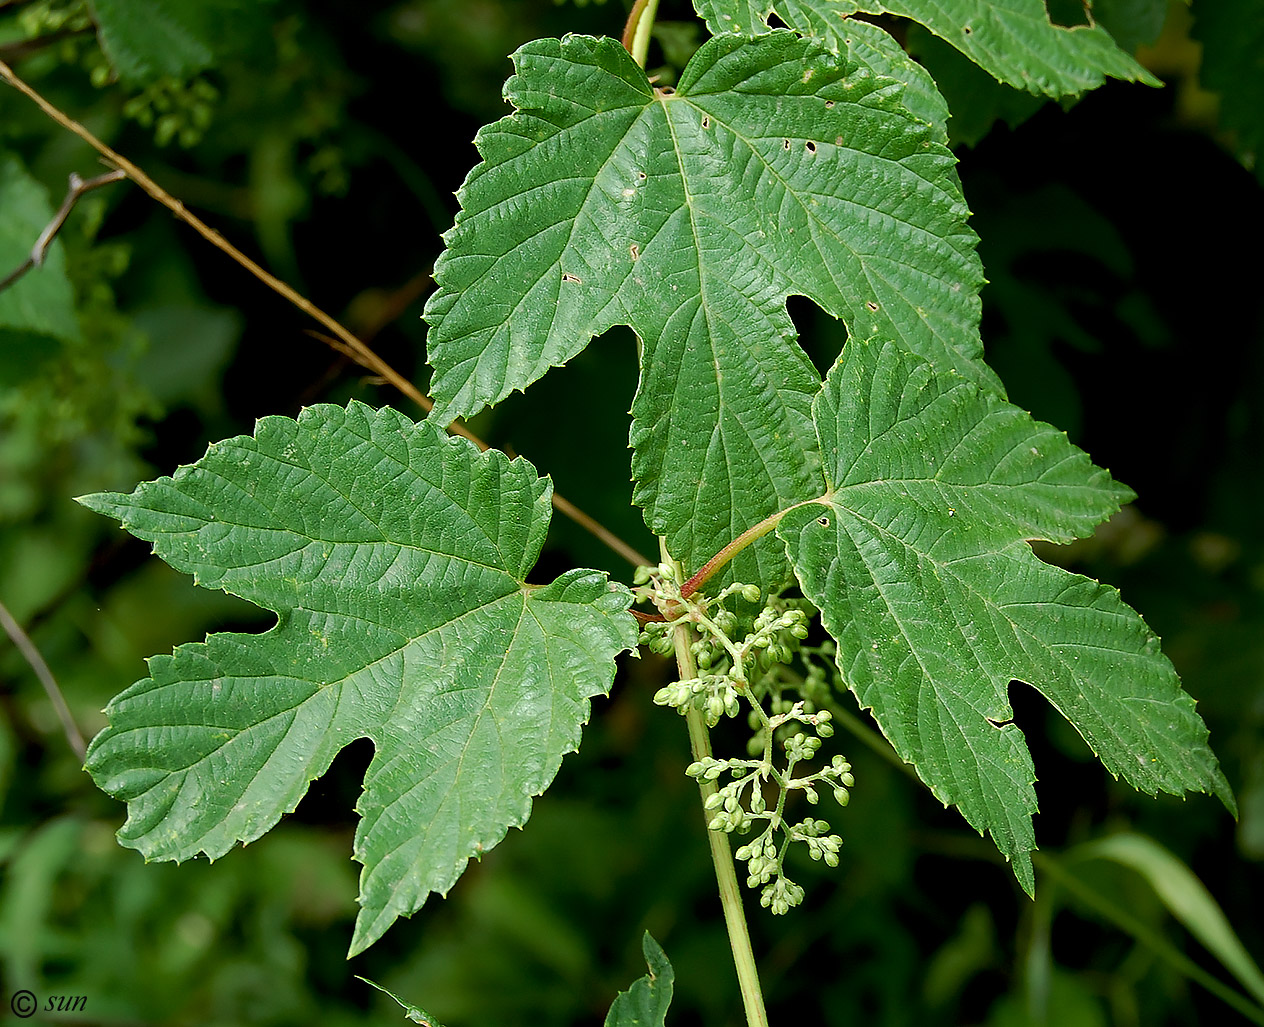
[0,58,652,571]
[0,598,87,761]
[0,168,126,293]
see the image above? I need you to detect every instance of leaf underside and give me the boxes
[778,338,1234,889]
[697,0,1160,97]
[424,30,991,584]
[80,402,636,955]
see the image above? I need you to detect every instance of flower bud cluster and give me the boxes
[654,674,741,727]
[636,565,854,915]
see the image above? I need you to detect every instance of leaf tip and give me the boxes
[75,490,131,521]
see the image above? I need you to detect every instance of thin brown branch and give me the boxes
[0,167,126,293]
[0,57,652,571]
[0,598,87,761]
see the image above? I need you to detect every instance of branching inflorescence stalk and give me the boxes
[659,542,771,1027]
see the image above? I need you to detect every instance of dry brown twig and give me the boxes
[0,598,87,761]
[0,167,126,292]
[0,56,651,570]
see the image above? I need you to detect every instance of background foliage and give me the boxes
[1,0,1261,1024]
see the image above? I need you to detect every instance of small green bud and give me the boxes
[633,564,654,585]
[741,584,761,603]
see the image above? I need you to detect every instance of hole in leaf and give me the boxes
[805,141,817,154]
[290,736,376,828]
[637,171,647,181]
[1045,0,1091,28]
[783,139,792,151]
[963,24,973,35]
[630,244,640,261]
[986,717,1015,729]
[701,115,711,129]
[562,273,582,284]
[817,516,830,527]
[657,86,676,97]
[866,301,880,311]
[824,99,835,109]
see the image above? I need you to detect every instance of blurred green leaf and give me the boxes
[1193,0,1264,183]
[604,932,675,1027]
[1073,833,1264,1007]
[89,0,276,85]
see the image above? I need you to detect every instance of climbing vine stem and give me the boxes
[660,540,770,1027]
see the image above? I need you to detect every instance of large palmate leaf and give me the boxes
[425,30,991,582]
[698,0,1159,97]
[777,338,1234,889]
[80,402,637,955]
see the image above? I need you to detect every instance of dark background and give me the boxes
[0,1,1260,1024]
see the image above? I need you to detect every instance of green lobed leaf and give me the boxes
[425,31,991,583]
[604,932,675,1027]
[697,0,1160,97]
[0,154,80,348]
[693,2,949,139]
[777,338,1234,889]
[1093,0,1170,55]
[79,401,637,955]
[903,24,1046,147]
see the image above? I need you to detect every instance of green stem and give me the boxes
[662,540,770,1027]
